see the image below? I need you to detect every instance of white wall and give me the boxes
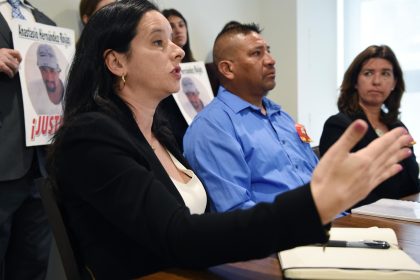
[260,0,299,120]
[297,0,338,145]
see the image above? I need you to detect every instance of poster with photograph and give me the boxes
[11,19,74,146]
[172,61,214,124]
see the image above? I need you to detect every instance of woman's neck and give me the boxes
[119,90,159,140]
[360,103,381,121]
[359,103,387,133]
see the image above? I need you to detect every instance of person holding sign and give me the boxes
[49,1,413,278]
[184,23,319,212]
[0,1,54,279]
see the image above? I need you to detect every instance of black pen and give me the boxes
[325,239,390,249]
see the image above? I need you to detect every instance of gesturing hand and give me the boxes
[311,119,413,224]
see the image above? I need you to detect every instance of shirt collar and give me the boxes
[217,86,282,116]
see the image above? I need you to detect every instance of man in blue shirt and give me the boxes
[183,23,318,212]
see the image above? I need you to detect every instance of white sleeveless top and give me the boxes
[168,152,207,214]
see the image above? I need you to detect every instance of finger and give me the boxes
[4,59,19,77]
[373,145,412,183]
[327,119,368,156]
[365,128,411,163]
[9,49,22,63]
[371,163,403,189]
[5,56,19,69]
[0,63,14,78]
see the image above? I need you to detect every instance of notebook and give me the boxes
[352,198,420,223]
[278,227,420,280]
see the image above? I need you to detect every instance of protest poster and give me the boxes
[11,19,74,146]
[172,61,214,124]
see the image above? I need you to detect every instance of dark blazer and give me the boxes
[320,112,420,209]
[0,2,55,181]
[53,99,328,279]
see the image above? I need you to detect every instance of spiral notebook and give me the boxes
[352,198,420,223]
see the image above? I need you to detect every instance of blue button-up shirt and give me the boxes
[183,87,318,212]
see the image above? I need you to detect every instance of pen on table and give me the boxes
[320,240,390,251]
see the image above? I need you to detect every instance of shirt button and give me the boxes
[281,140,286,145]
[295,165,298,169]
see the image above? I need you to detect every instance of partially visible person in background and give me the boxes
[157,8,196,152]
[0,1,54,279]
[320,45,420,209]
[163,8,194,63]
[79,0,115,25]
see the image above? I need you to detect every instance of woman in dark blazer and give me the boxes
[49,2,414,279]
[320,45,419,209]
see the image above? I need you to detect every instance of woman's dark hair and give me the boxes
[49,0,159,173]
[162,8,195,63]
[338,45,405,125]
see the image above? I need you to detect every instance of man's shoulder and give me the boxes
[194,97,233,122]
[186,99,237,139]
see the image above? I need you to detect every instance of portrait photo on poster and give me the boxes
[25,42,68,116]
[172,62,213,124]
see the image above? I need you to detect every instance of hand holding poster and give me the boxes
[11,19,74,146]
[172,61,214,124]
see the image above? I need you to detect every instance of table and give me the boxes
[140,193,420,279]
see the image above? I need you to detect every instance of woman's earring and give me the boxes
[120,74,126,90]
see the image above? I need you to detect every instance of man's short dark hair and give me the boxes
[213,22,263,65]
[215,22,262,43]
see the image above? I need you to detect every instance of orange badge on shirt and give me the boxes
[295,123,312,143]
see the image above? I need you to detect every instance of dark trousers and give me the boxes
[0,162,52,280]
